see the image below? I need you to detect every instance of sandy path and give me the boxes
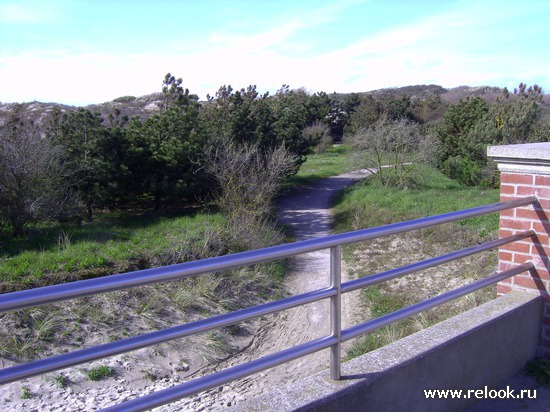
[179,169,375,409]
[1,169,373,411]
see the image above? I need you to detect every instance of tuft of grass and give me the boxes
[85,365,114,381]
[50,374,68,388]
[200,331,232,364]
[20,386,32,399]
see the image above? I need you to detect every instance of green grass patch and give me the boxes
[336,164,500,360]
[525,358,550,385]
[85,365,113,381]
[364,285,411,318]
[333,164,500,236]
[283,144,352,189]
[0,211,225,287]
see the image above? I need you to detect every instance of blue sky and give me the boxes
[1,0,549,106]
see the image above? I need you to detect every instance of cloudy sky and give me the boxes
[1,0,549,106]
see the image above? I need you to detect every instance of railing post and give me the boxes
[488,143,550,358]
[330,245,342,380]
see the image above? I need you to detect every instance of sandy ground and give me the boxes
[1,169,373,411]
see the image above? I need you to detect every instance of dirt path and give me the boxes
[1,170,374,411]
[172,169,375,410]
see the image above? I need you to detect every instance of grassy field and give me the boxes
[0,211,226,289]
[0,145,357,291]
[331,164,501,359]
[0,147,501,365]
[333,164,500,236]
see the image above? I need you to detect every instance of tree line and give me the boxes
[0,75,548,237]
[345,82,548,187]
[0,74,346,236]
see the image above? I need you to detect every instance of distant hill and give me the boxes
[1,84,548,129]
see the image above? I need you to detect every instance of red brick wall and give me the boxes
[497,172,550,357]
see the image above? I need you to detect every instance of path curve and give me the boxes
[1,169,374,412]
[186,168,375,409]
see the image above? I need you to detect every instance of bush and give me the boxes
[204,138,295,252]
[346,117,422,188]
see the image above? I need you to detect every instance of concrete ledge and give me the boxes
[240,291,543,412]
[488,142,550,174]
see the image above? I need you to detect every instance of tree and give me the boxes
[437,84,545,186]
[346,117,421,187]
[491,83,544,144]
[345,95,381,136]
[0,107,80,236]
[437,96,492,186]
[201,84,327,174]
[51,108,105,220]
[124,73,208,209]
[409,93,448,124]
[329,92,361,141]
[378,95,411,121]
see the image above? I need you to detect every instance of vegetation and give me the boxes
[0,212,225,288]
[283,144,352,188]
[525,358,550,385]
[346,117,422,187]
[333,164,499,233]
[334,166,500,359]
[51,374,69,388]
[20,386,32,400]
[204,139,296,251]
[85,365,113,381]
[0,77,547,389]
[0,106,80,236]
[438,83,546,186]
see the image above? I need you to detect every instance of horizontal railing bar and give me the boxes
[0,287,336,385]
[2,233,532,385]
[100,335,338,412]
[2,232,532,385]
[341,262,534,342]
[0,196,536,313]
[341,231,535,294]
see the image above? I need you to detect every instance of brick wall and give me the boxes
[494,166,550,357]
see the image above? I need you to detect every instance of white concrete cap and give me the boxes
[487,143,550,174]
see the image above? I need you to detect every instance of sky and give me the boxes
[1,0,549,106]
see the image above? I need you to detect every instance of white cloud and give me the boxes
[1,0,548,105]
[297,0,550,92]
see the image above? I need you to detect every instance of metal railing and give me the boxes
[0,195,538,412]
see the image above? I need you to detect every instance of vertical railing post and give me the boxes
[330,245,342,380]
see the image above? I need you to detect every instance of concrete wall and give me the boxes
[241,291,542,412]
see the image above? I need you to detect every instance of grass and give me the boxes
[20,386,32,400]
[0,145,352,289]
[0,203,287,367]
[335,164,500,360]
[50,374,68,388]
[0,211,225,288]
[525,358,550,385]
[85,365,114,381]
[333,164,500,236]
[283,144,352,189]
